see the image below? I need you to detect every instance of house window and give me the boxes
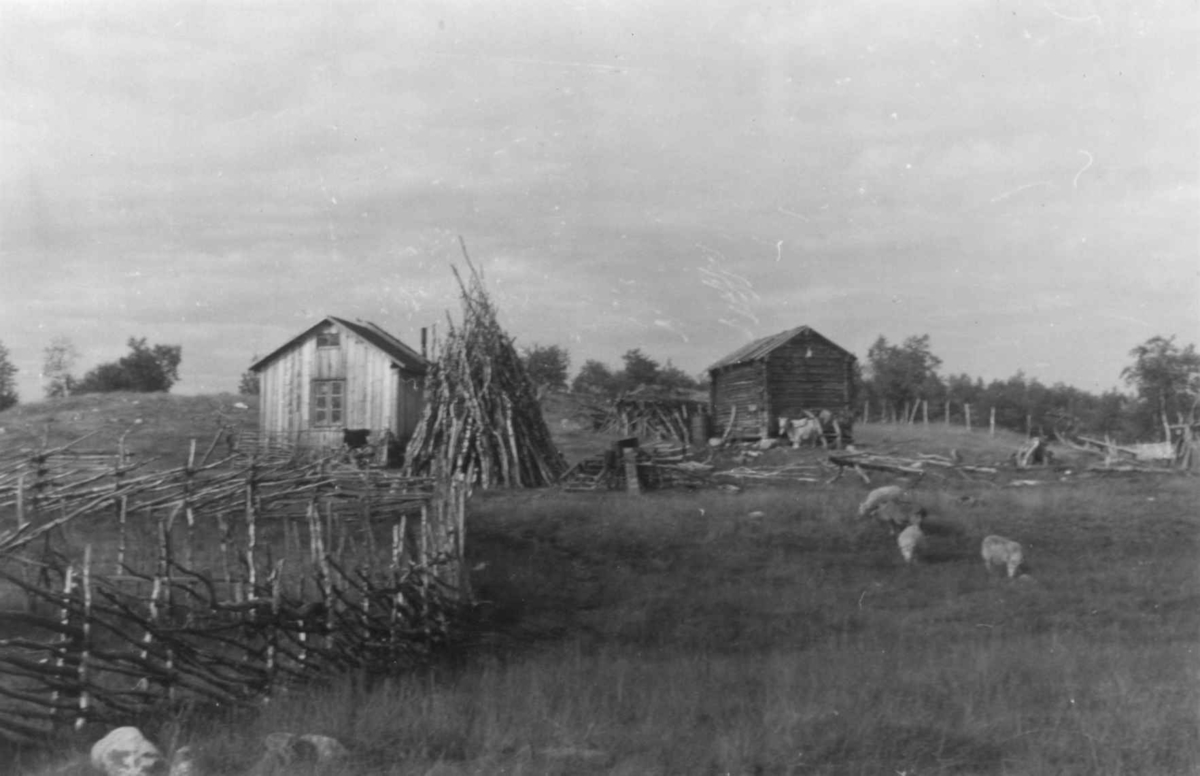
[312,380,345,426]
[316,326,340,348]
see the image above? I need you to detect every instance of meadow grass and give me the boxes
[17,474,1188,775]
[4,399,1197,774]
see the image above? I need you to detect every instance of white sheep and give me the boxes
[857,484,910,517]
[897,522,926,564]
[981,535,1024,578]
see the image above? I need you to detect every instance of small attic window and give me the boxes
[316,325,340,348]
[805,347,813,358]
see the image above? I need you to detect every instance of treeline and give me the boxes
[860,334,1199,442]
[0,336,182,409]
[520,344,704,399]
[519,333,1197,444]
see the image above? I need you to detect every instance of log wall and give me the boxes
[711,362,769,438]
[711,330,856,440]
[765,335,856,430]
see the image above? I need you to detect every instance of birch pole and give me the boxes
[75,544,92,731]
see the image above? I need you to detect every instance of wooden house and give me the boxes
[250,316,428,457]
[707,326,857,440]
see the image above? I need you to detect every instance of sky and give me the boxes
[1,0,1197,404]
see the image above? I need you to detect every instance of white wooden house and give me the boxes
[250,316,428,458]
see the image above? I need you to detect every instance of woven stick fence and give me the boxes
[0,436,467,743]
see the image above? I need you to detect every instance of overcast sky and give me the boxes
[2,0,1196,403]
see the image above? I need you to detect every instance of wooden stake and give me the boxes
[50,562,76,724]
[76,544,92,730]
[246,464,258,593]
[990,407,996,437]
[965,403,972,432]
[115,496,127,575]
[15,474,25,530]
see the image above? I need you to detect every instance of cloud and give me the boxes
[1,0,1195,404]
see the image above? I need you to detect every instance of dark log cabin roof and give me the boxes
[707,326,856,372]
[250,316,429,375]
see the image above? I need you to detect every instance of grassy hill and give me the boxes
[4,393,1197,774]
[0,392,259,470]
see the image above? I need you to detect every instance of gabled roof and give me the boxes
[707,325,856,372]
[250,316,429,375]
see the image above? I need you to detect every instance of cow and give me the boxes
[779,415,824,448]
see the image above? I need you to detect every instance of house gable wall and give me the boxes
[257,320,423,451]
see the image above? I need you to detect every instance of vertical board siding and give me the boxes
[257,320,425,452]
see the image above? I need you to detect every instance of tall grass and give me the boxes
[8,406,1198,775]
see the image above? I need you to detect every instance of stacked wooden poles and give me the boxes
[403,248,568,491]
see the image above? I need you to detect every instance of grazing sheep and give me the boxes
[875,502,925,534]
[981,535,1024,578]
[857,484,910,517]
[897,522,926,564]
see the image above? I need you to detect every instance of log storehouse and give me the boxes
[707,325,857,440]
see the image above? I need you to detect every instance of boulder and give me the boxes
[90,727,167,776]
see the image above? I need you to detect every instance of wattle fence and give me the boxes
[0,433,468,743]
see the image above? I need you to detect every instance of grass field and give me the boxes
[3,394,1198,775]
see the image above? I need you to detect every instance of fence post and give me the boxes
[16,474,26,531]
[965,403,972,432]
[245,462,258,594]
[990,407,996,437]
[50,562,76,727]
[76,544,92,731]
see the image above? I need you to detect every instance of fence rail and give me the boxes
[0,436,468,743]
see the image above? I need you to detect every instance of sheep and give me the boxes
[857,484,910,518]
[897,522,926,564]
[875,502,927,535]
[981,535,1024,578]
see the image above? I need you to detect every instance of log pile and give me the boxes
[558,443,712,491]
[1054,431,1186,472]
[828,450,998,484]
[580,395,710,445]
[403,251,568,489]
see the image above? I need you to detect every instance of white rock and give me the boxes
[233,402,250,410]
[90,727,166,776]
